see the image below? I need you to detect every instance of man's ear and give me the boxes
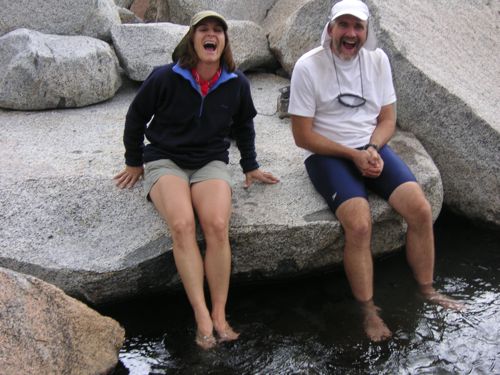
[327,21,334,35]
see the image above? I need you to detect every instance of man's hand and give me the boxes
[114,165,144,189]
[353,149,383,178]
[244,169,280,189]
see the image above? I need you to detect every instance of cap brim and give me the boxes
[172,32,190,62]
[332,10,368,21]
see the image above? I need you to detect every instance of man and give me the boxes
[289,0,461,342]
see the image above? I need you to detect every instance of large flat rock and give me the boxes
[0,73,443,305]
[0,0,120,41]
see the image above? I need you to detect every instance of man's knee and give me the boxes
[390,182,433,223]
[337,198,372,239]
[408,197,433,224]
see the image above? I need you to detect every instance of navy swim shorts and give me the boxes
[304,145,417,214]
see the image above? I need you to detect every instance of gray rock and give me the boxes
[117,6,143,24]
[114,0,135,9]
[226,20,277,72]
[111,22,188,81]
[167,0,278,25]
[262,0,310,35]
[112,21,276,82]
[267,0,331,76]
[0,29,122,110]
[130,0,170,22]
[0,74,443,305]
[0,267,124,375]
[368,0,500,226]
[0,0,120,41]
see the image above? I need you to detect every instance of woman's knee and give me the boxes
[169,216,196,240]
[202,216,229,241]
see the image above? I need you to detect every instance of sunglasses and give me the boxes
[333,55,366,108]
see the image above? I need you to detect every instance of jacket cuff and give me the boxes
[241,159,259,173]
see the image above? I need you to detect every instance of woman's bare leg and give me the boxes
[149,175,216,348]
[191,179,239,341]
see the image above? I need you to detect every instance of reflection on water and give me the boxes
[103,211,500,375]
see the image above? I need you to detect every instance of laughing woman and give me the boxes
[114,11,279,349]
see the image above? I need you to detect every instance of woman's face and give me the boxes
[192,19,226,66]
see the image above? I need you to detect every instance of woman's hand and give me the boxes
[114,165,144,189]
[244,169,280,189]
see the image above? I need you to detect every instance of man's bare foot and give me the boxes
[214,322,240,343]
[359,300,392,342]
[419,285,465,310]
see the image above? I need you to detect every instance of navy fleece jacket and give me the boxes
[123,63,259,173]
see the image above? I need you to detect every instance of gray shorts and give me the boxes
[143,159,233,199]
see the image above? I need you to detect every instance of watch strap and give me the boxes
[363,143,379,152]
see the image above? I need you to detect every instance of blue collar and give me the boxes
[173,63,238,94]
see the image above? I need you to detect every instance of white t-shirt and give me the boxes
[289,46,396,157]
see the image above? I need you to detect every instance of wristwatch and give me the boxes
[363,143,379,152]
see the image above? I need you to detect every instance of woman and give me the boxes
[114,10,279,349]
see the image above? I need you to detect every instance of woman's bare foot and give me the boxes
[195,331,217,350]
[214,322,240,343]
[359,300,392,342]
[419,284,465,310]
[194,310,216,349]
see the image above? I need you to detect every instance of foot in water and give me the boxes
[419,284,465,310]
[214,322,240,343]
[195,331,217,350]
[359,300,392,342]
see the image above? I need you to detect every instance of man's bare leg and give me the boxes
[337,198,392,341]
[389,182,464,310]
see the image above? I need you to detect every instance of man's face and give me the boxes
[328,14,368,60]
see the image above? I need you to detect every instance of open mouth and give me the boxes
[203,41,217,51]
[342,39,357,50]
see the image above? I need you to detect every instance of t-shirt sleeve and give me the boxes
[378,50,397,106]
[288,59,316,118]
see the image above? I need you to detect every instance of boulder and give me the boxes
[130,0,170,22]
[111,21,276,81]
[225,20,277,72]
[167,0,278,25]
[0,29,122,110]
[267,0,331,76]
[0,0,120,41]
[117,6,143,24]
[368,0,500,226]
[0,267,124,375]
[114,0,135,9]
[0,74,443,305]
[111,22,188,81]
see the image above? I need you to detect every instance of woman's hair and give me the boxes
[172,20,236,72]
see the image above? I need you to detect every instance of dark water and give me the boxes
[102,210,500,375]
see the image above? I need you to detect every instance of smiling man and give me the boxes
[289,0,462,342]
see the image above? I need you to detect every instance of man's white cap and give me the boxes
[330,0,369,21]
